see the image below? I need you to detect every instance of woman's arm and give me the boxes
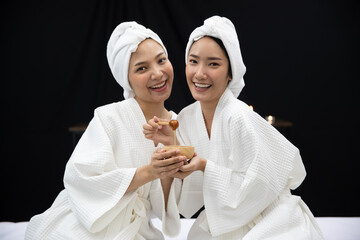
[125,148,185,195]
[198,111,304,236]
[126,148,186,212]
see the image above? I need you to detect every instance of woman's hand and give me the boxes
[171,154,206,179]
[143,116,174,147]
[149,148,186,179]
[125,148,186,193]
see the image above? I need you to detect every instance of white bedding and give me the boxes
[1,218,359,240]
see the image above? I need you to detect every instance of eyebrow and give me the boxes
[134,52,165,66]
[208,57,222,61]
[189,54,222,61]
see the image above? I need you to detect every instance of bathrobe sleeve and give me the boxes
[149,178,182,236]
[149,111,181,237]
[203,102,306,236]
[63,107,137,233]
[203,103,305,236]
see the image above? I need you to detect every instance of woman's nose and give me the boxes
[151,66,163,81]
[194,66,207,80]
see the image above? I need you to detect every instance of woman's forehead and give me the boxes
[137,39,164,54]
[130,39,165,64]
[189,37,226,59]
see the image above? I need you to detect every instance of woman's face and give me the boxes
[128,39,173,105]
[186,37,231,106]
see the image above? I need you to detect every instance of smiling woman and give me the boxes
[186,36,232,121]
[24,21,183,240]
[128,39,173,107]
[143,16,325,239]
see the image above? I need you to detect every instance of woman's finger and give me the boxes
[160,167,180,178]
[149,116,164,129]
[154,148,166,154]
[159,156,184,167]
[159,160,184,173]
[153,155,185,169]
[179,163,194,172]
[155,149,180,159]
[143,130,155,136]
[143,123,156,131]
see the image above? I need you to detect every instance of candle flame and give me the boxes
[249,105,254,111]
[266,115,275,124]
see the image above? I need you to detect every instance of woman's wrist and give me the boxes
[162,136,178,146]
[167,135,178,146]
[200,158,207,172]
[164,139,173,146]
[160,176,174,185]
[142,164,158,181]
[126,165,156,193]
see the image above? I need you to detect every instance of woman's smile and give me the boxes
[149,80,168,92]
[193,81,212,92]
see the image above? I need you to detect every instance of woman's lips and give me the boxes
[194,82,212,92]
[149,80,167,92]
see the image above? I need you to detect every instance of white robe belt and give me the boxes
[111,194,150,240]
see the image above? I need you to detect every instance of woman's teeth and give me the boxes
[150,81,166,89]
[194,82,211,88]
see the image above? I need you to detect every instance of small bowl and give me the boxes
[163,145,194,159]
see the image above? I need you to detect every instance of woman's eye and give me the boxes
[158,58,166,64]
[209,62,219,66]
[189,59,197,64]
[136,66,146,72]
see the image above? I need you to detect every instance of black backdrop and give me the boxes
[1,0,359,221]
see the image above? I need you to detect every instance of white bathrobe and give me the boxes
[25,98,180,240]
[177,89,324,240]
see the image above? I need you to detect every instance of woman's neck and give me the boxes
[135,98,170,122]
[200,100,218,139]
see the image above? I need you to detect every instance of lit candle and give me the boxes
[249,105,254,111]
[265,115,275,125]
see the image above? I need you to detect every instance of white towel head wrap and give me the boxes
[185,16,246,98]
[107,21,168,99]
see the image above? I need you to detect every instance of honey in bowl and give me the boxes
[163,145,194,160]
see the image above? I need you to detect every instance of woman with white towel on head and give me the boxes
[144,16,324,239]
[25,21,184,240]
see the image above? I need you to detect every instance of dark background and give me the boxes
[1,0,359,221]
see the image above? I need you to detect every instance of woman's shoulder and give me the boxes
[178,101,199,117]
[94,98,136,115]
[92,99,139,126]
[89,99,143,135]
[221,97,251,119]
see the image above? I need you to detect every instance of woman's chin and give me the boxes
[153,91,172,102]
[190,89,209,101]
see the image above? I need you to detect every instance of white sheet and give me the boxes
[0,222,28,240]
[314,217,360,240]
[1,218,359,240]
